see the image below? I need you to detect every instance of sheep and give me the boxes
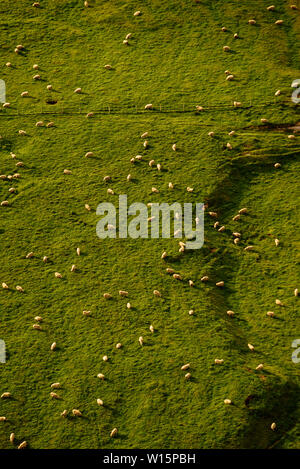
[153,289,161,297]
[187,187,194,192]
[35,121,43,127]
[85,203,91,210]
[294,288,299,297]
[274,163,281,168]
[271,422,276,431]
[218,226,225,232]
[149,160,155,167]
[72,409,82,417]
[149,325,154,333]
[201,276,209,282]
[234,33,239,39]
[97,373,105,380]
[104,64,112,70]
[16,44,24,50]
[86,112,94,118]
[216,281,224,287]
[248,19,256,25]
[185,373,191,380]
[208,131,214,137]
[110,428,118,438]
[0,175,7,180]
[244,246,254,251]
[275,90,281,96]
[16,285,24,292]
[103,355,108,361]
[172,143,177,151]
[126,302,132,309]
[21,91,29,97]
[2,283,9,289]
[16,161,24,168]
[157,163,161,171]
[13,173,21,179]
[50,392,60,399]
[266,311,275,317]
[233,238,239,245]
[3,102,10,108]
[1,392,11,399]
[63,169,72,174]
[76,247,81,256]
[18,130,27,136]
[33,2,40,6]
[139,336,144,346]
[267,5,275,11]
[123,40,129,45]
[221,26,227,32]
[103,175,111,182]
[144,104,153,110]
[256,364,264,370]
[143,140,148,148]
[47,84,53,90]
[181,363,190,371]
[226,74,234,82]
[26,251,34,258]
[70,264,76,272]
[214,222,220,229]
[288,134,295,139]
[275,238,280,247]
[103,293,112,299]
[228,130,235,137]
[74,88,82,94]
[83,310,91,316]
[127,174,132,182]
[161,251,167,259]
[0,417,7,421]
[119,290,128,297]
[61,410,68,417]
[189,280,194,287]
[248,343,255,351]
[224,399,232,405]
[196,105,204,111]
[275,299,283,306]
[227,310,235,317]
[261,118,268,123]
[168,182,174,189]
[166,268,175,274]
[84,1,89,7]
[46,122,54,128]
[173,274,182,280]
[223,46,230,52]
[126,33,133,40]
[233,232,241,237]
[85,151,94,158]
[17,441,27,450]
[97,398,104,405]
[33,324,42,331]
[0,201,9,207]
[233,101,241,107]
[50,342,57,351]
[188,310,194,316]
[134,11,141,16]
[116,343,122,349]
[6,62,12,67]
[214,359,224,364]
[239,208,248,214]
[290,5,298,10]
[42,256,48,263]
[51,383,61,389]
[33,74,41,80]
[10,433,15,443]
[275,20,283,25]
[14,48,20,54]
[55,272,62,278]
[151,187,159,193]
[34,316,42,322]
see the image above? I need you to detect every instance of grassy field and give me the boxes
[0,0,299,449]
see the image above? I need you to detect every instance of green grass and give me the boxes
[0,0,299,449]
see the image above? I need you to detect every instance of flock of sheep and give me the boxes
[0,2,299,449]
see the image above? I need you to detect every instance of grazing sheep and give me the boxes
[126,33,133,40]
[233,101,241,107]
[35,121,43,127]
[248,19,256,25]
[221,26,227,32]
[123,40,129,45]
[51,383,61,389]
[0,201,9,207]
[33,74,41,80]
[16,162,24,167]
[214,359,224,364]
[143,140,148,148]
[201,276,209,282]
[55,272,62,278]
[214,222,219,229]
[103,355,108,361]
[187,187,194,192]
[85,203,91,210]
[151,187,159,193]
[42,256,48,263]
[168,182,174,189]
[76,247,81,256]
[216,281,224,287]
[275,299,283,306]
[6,62,12,67]
[103,293,112,299]
[226,75,234,81]
[271,422,276,431]
[104,64,112,70]
[26,251,34,258]
[3,103,10,108]
[157,163,161,171]
[248,343,255,351]
[224,399,232,405]
[97,398,104,405]
[86,112,94,118]
[17,441,27,450]
[61,410,68,417]
[16,285,24,292]
[267,311,275,317]
[173,273,182,280]
[166,268,175,274]
[33,324,42,330]
[294,288,298,297]
[223,46,230,52]
[84,1,89,7]
[244,246,254,251]
[275,20,283,25]
[33,2,40,7]
[149,160,155,167]
[185,373,191,380]
[275,238,280,247]
[181,363,190,371]
[138,336,144,346]
[21,91,29,97]
[256,364,264,370]
[110,428,118,438]
[233,238,240,245]
[16,44,24,50]
[47,84,53,90]
[50,392,60,399]
[188,310,194,316]
[288,134,295,139]
[10,433,15,443]
[234,33,239,39]
[116,343,122,349]
[85,151,94,158]
[134,11,141,16]
[34,316,42,322]
[1,283,8,289]
[70,264,76,272]
[18,130,27,136]
[218,226,226,232]
[290,5,298,10]
[274,163,281,169]
[51,342,57,351]
[267,5,275,11]
[208,131,214,137]
[275,90,281,96]
[261,118,268,123]
[74,88,82,93]
[119,290,128,297]
[46,122,54,128]
[144,104,153,110]
[0,417,7,422]
[103,175,111,182]
[63,169,72,174]
[82,310,91,316]
[72,409,82,417]
[233,214,240,221]
[239,208,248,214]
[97,373,105,380]
[228,130,235,136]
[196,105,204,111]
[161,251,167,259]
[227,310,235,317]
[149,325,154,333]
[127,174,132,181]
[126,302,132,309]
[189,280,194,287]
[1,392,11,399]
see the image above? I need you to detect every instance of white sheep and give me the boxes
[275,299,283,306]
[144,104,153,110]
[97,373,105,380]
[0,417,7,422]
[33,324,42,330]
[50,392,60,399]
[227,310,235,317]
[256,364,264,370]
[33,74,41,80]
[271,422,276,431]
[138,336,144,346]
[214,359,224,364]
[63,169,72,174]
[216,281,224,287]
[294,288,299,297]
[267,5,275,11]
[181,363,190,371]
[47,84,53,90]
[149,325,154,333]
[70,264,76,272]
[86,112,94,117]
[267,311,275,317]
[248,19,256,25]
[103,355,108,361]
[103,293,112,299]
[224,399,232,405]
[223,46,230,52]
[51,342,57,351]
[35,121,44,127]
[185,373,191,380]
[275,20,283,25]
[104,64,112,70]
[97,398,104,405]
[6,62,12,67]
[10,433,15,443]
[16,285,24,292]
[17,441,27,450]
[2,283,9,289]
[85,151,94,157]
[1,392,11,399]
[3,103,10,108]
[119,290,128,297]
[116,343,122,349]
[134,11,141,16]
[248,343,254,351]
[110,428,118,437]
[72,409,82,417]
[51,383,61,389]
[74,88,82,93]
[201,276,209,282]
[275,90,281,96]
[274,163,281,169]
[54,272,62,278]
